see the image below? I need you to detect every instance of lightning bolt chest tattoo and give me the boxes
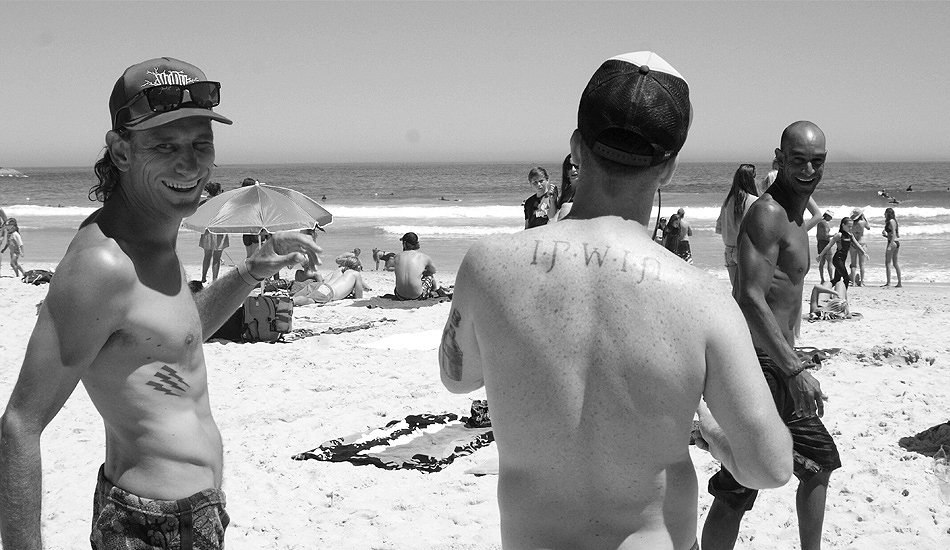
[146,365,192,397]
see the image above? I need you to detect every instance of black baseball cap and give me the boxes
[578,51,691,167]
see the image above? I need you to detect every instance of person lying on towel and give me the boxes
[293,256,370,305]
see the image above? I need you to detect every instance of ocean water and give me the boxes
[2,162,950,283]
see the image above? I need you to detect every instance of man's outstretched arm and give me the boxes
[194,231,321,338]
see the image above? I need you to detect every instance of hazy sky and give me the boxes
[3,1,948,168]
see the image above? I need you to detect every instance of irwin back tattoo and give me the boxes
[530,239,661,283]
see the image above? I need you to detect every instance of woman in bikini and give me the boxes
[882,207,902,287]
[292,256,371,305]
[819,217,868,288]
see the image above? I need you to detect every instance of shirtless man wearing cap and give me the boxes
[0,57,320,549]
[393,232,446,300]
[440,51,791,550]
[701,121,841,550]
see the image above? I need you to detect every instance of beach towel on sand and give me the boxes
[899,422,950,457]
[292,413,493,473]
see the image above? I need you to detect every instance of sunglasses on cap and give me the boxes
[117,81,221,122]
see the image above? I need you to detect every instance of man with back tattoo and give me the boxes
[0,57,320,549]
[439,51,792,550]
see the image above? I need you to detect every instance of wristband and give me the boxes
[786,364,809,380]
[237,259,265,286]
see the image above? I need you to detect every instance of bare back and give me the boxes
[452,218,745,549]
[29,220,221,499]
[393,249,434,298]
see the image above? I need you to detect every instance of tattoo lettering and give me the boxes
[530,239,571,273]
[529,239,662,283]
[440,309,464,381]
[146,365,191,397]
[582,244,610,267]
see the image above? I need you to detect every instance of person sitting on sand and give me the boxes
[440,51,791,550]
[292,256,370,305]
[809,281,851,320]
[393,232,448,300]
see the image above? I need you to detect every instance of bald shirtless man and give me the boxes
[439,51,791,550]
[701,121,841,550]
[393,231,445,300]
[0,58,320,549]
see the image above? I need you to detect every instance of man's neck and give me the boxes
[766,182,810,225]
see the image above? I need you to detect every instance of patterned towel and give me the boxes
[292,413,494,473]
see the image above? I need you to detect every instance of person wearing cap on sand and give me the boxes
[393,232,448,300]
[440,51,790,550]
[702,121,841,550]
[816,209,835,284]
[0,57,321,548]
[848,207,870,286]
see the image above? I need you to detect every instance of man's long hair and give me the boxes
[89,129,129,203]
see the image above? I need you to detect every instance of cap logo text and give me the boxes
[141,68,198,88]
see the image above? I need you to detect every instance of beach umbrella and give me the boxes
[182,182,332,234]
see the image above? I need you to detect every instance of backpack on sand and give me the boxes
[242,294,293,343]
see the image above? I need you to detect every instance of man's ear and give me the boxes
[773,147,784,169]
[106,131,132,171]
[569,130,583,171]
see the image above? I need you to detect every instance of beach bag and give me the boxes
[242,294,293,342]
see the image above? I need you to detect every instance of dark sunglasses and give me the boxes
[124,81,221,115]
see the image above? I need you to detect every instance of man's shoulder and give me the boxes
[56,226,138,291]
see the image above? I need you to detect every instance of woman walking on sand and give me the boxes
[882,207,902,287]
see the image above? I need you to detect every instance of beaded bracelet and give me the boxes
[237,259,265,286]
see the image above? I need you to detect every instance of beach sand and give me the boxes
[1,266,949,549]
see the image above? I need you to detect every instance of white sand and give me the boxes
[1,267,949,549]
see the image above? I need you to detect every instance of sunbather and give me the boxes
[809,281,851,320]
[292,257,370,305]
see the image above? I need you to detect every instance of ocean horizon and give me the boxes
[3,161,950,284]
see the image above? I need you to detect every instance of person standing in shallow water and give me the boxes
[441,51,790,550]
[0,57,321,549]
[882,206,902,287]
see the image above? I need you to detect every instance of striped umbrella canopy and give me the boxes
[182,183,332,234]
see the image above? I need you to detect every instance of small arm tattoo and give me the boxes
[440,308,464,381]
